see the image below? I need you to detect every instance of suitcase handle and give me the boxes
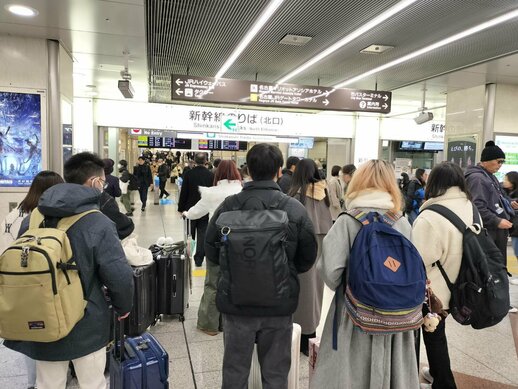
[113,313,126,362]
[172,274,177,297]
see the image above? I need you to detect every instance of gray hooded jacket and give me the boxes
[5,183,134,361]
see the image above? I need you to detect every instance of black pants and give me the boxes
[488,228,509,265]
[138,186,148,208]
[422,315,457,389]
[221,314,292,389]
[159,178,169,198]
[191,217,208,265]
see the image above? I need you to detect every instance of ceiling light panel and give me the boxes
[279,34,313,46]
[5,4,39,17]
[286,0,518,87]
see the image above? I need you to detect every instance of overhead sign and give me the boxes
[172,74,392,113]
[129,128,175,137]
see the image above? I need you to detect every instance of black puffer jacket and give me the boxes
[205,180,317,317]
[5,184,133,361]
[99,191,135,239]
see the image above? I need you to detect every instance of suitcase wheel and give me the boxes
[179,315,185,322]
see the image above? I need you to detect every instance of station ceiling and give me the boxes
[2,1,518,116]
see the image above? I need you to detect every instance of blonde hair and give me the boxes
[346,160,402,212]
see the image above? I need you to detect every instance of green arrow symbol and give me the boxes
[224,118,236,130]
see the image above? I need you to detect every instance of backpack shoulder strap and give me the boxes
[57,210,100,232]
[425,204,467,233]
[344,209,370,225]
[29,209,45,230]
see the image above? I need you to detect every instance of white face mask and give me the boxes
[118,164,122,169]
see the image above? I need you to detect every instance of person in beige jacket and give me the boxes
[412,162,471,389]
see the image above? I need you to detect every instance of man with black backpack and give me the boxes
[205,143,318,389]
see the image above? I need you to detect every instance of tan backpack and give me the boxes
[0,209,99,342]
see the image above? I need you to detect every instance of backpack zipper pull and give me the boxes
[21,246,30,267]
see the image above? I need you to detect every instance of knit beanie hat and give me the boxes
[481,141,505,162]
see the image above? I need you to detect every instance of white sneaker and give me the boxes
[422,367,434,383]
[420,384,432,389]
[510,278,518,285]
[509,306,518,313]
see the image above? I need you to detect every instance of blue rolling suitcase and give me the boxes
[110,315,169,388]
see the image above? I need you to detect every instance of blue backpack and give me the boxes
[340,210,426,338]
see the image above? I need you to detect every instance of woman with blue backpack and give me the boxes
[311,160,423,389]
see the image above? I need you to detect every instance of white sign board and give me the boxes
[380,117,445,142]
[95,100,355,139]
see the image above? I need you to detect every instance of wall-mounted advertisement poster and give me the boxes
[446,135,477,169]
[0,91,43,187]
[495,135,518,182]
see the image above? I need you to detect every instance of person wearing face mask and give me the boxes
[64,153,134,240]
[4,152,133,389]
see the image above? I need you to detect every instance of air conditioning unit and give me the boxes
[414,111,433,125]
[118,80,134,99]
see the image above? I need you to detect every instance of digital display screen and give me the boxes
[423,142,444,151]
[138,136,148,146]
[290,137,314,149]
[198,139,247,151]
[163,137,192,149]
[399,141,423,151]
[147,136,163,148]
[0,91,43,187]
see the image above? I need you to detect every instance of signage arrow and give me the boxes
[224,118,236,131]
[175,79,183,86]
[383,94,389,101]
[323,99,330,106]
[382,103,388,109]
[175,89,183,96]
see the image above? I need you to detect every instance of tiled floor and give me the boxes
[1,184,518,388]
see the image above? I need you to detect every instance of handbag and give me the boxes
[121,234,153,266]
[120,180,129,195]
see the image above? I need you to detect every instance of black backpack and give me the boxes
[128,173,139,191]
[215,193,291,307]
[426,204,510,329]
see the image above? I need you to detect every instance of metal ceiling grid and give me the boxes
[289,0,518,87]
[146,0,270,101]
[223,0,401,82]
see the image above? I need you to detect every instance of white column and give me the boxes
[353,115,380,166]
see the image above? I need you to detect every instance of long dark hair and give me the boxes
[19,171,64,213]
[505,171,518,197]
[415,168,426,185]
[425,162,470,200]
[289,159,329,206]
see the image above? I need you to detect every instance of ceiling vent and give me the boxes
[360,44,394,54]
[279,34,312,46]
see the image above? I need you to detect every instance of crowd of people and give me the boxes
[1,140,517,389]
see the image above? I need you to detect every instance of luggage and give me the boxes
[248,323,301,389]
[110,315,169,389]
[153,218,191,321]
[153,176,160,205]
[125,262,157,336]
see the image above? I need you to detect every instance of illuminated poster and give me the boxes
[495,135,518,181]
[446,135,477,169]
[0,92,42,187]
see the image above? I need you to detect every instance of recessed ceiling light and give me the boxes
[5,4,39,17]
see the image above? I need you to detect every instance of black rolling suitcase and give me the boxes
[125,261,157,336]
[152,218,191,321]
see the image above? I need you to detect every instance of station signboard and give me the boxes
[172,74,391,113]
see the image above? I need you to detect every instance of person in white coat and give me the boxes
[183,160,242,335]
[412,162,471,389]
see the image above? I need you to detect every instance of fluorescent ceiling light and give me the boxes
[335,8,518,88]
[215,0,284,79]
[277,0,418,84]
[5,4,38,17]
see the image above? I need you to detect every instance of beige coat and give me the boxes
[327,176,343,220]
[412,187,474,309]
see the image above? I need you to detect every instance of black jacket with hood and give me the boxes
[465,165,512,230]
[205,180,317,317]
[5,184,134,361]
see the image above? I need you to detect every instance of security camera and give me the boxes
[118,80,134,98]
[414,111,433,125]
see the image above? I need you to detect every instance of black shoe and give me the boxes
[300,332,316,356]
[141,207,146,212]
[125,212,133,217]
[195,261,203,267]
[165,194,170,198]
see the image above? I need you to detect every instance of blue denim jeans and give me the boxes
[512,237,518,258]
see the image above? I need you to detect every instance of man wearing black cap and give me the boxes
[466,141,513,255]
[465,141,517,312]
